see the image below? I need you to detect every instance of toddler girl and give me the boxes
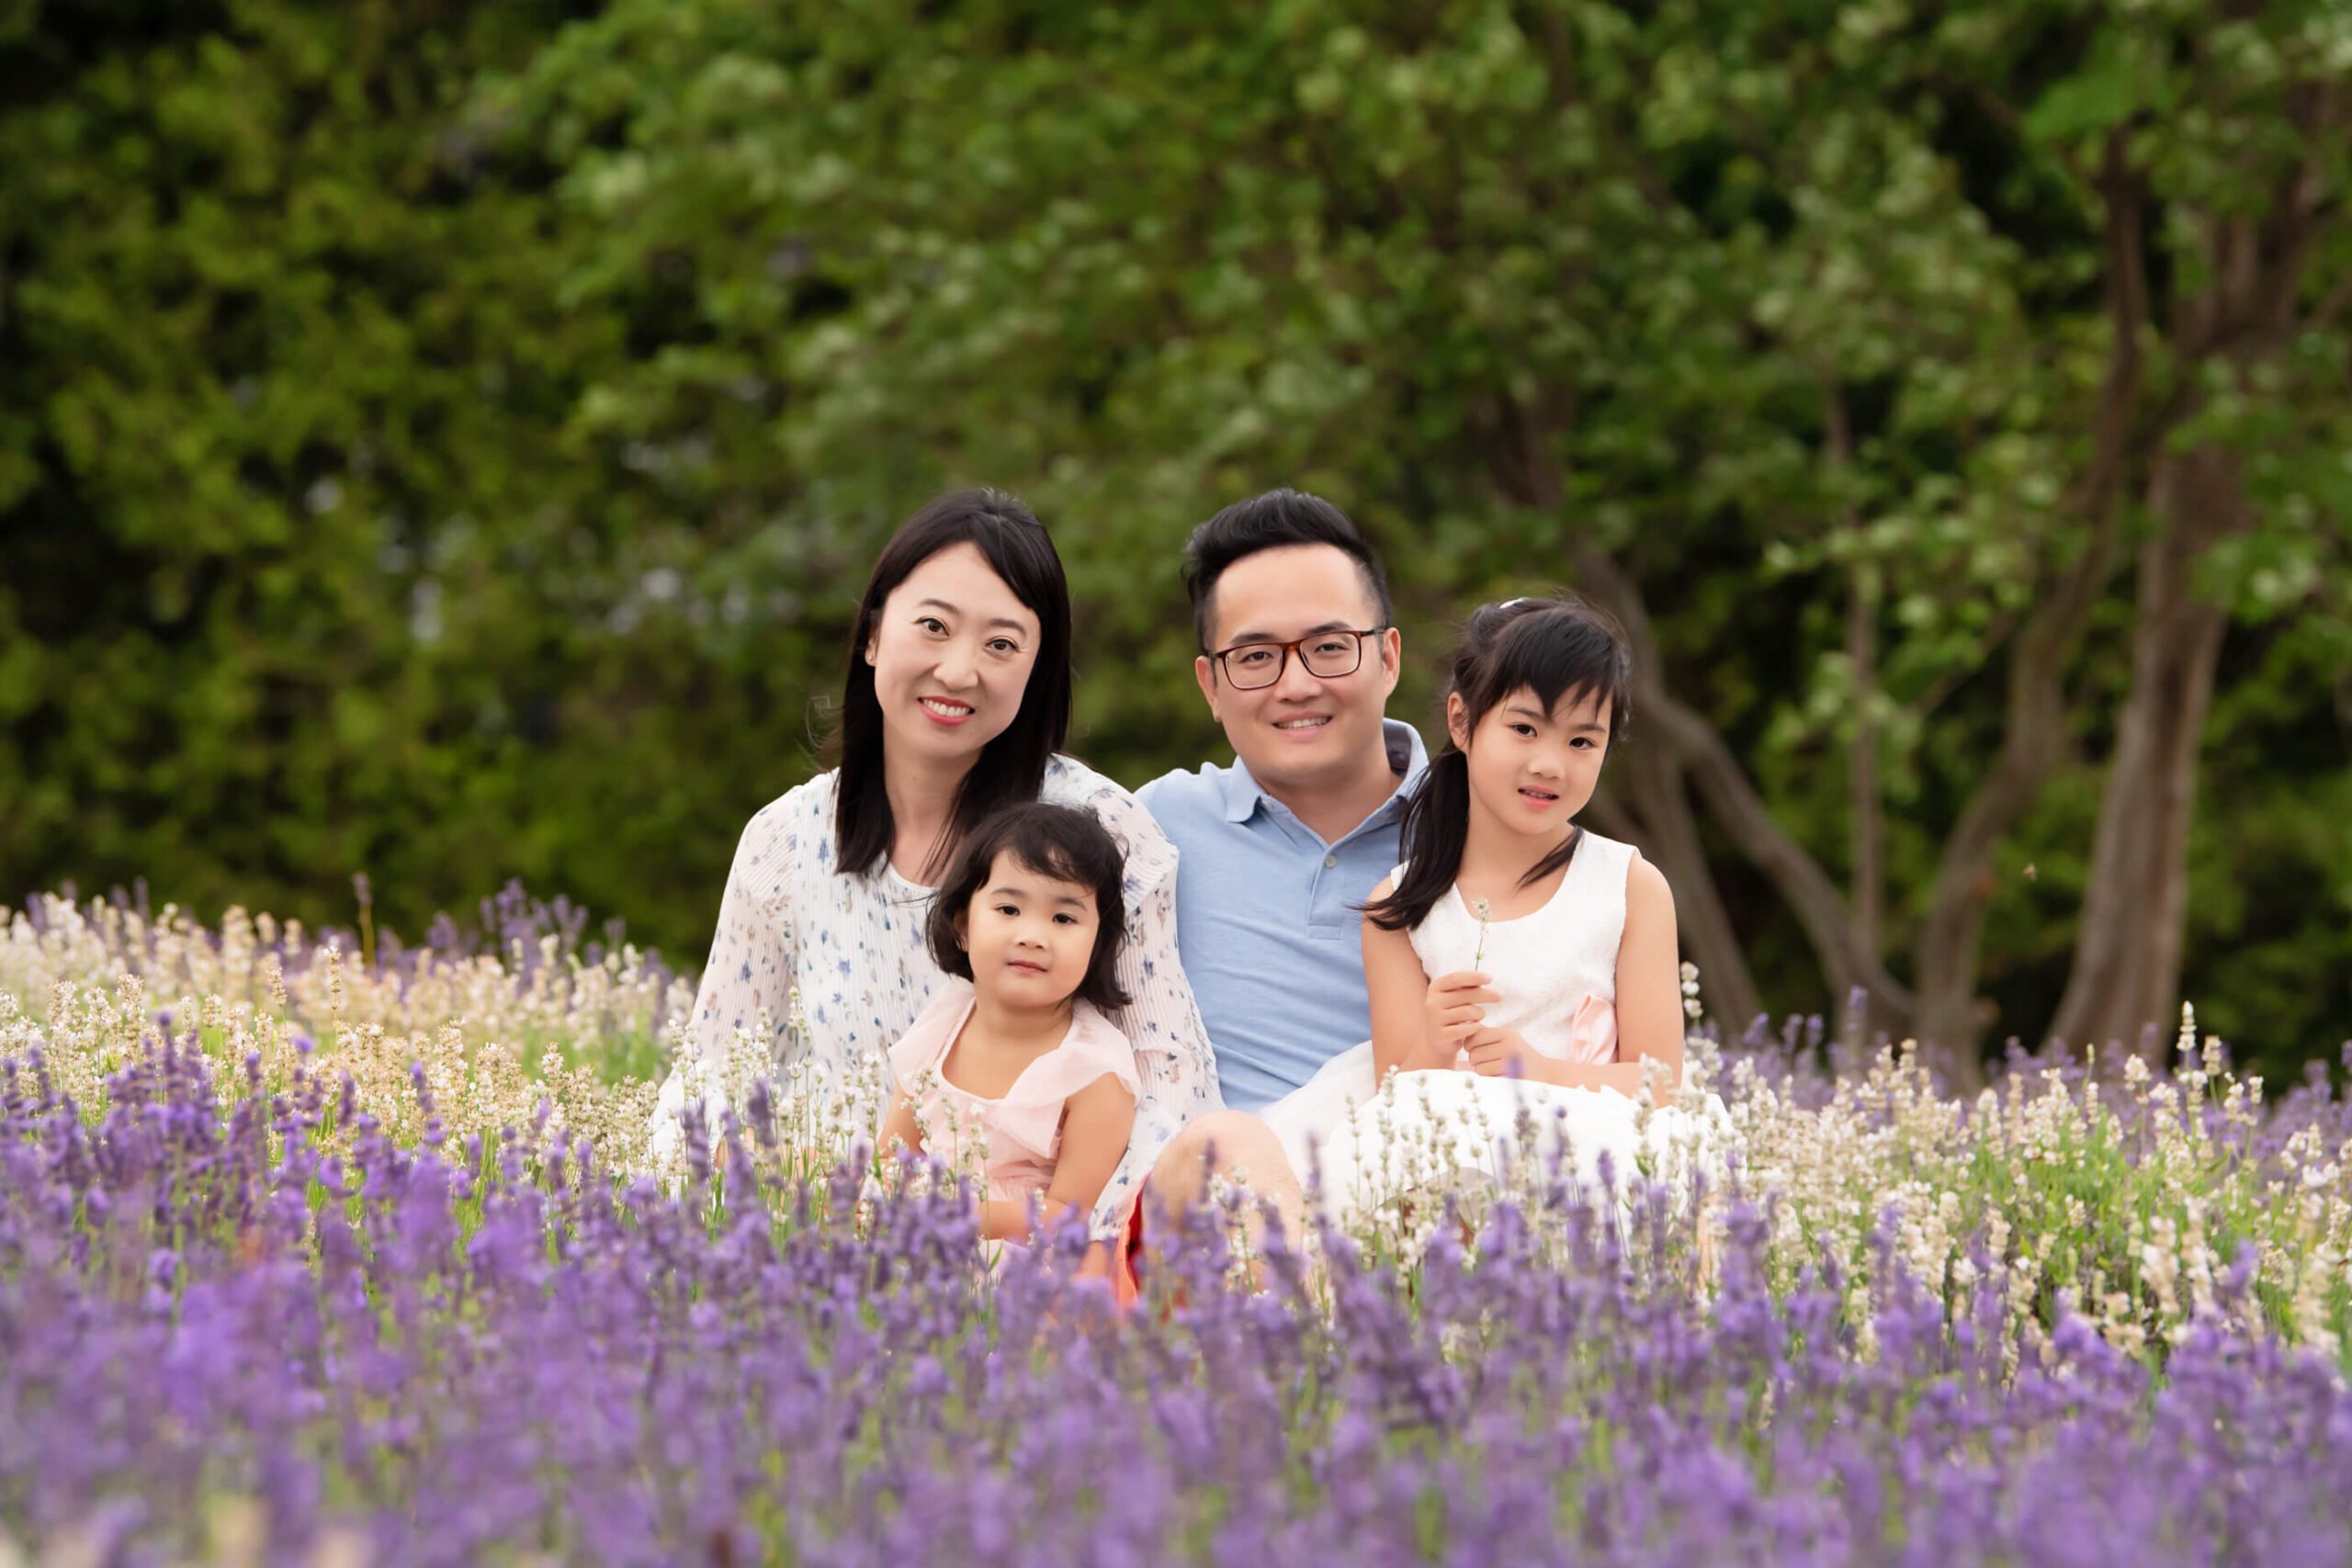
[880,802,1141,1252]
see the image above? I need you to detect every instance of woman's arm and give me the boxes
[1079,787,1222,1238]
[649,803,802,1163]
[985,1076,1137,1243]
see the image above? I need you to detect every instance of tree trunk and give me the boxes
[1824,381,1884,964]
[1907,592,2087,1080]
[2050,126,2327,1055]
[1908,135,2146,1081]
[1849,563,1883,961]
[2048,444,2244,1055]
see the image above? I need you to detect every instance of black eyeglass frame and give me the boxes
[1206,626,1390,690]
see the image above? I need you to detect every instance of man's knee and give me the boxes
[1152,1111,1289,1199]
[1151,1111,1238,1200]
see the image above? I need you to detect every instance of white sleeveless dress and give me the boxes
[1260,829,1725,1226]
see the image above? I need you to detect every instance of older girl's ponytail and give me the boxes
[1363,750,1471,932]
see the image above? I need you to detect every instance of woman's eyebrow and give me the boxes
[913,597,1030,633]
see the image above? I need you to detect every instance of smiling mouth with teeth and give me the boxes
[921,698,975,716]
[1273,716,1329,729]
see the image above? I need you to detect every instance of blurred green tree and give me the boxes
[0,0,837,956]
[4,0,2346,1078]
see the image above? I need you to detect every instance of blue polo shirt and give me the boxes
[1136,719,1430,1112]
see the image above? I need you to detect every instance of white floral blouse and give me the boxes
[649,754,1223,1235]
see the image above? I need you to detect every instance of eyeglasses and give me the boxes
[1208,627,1386,690]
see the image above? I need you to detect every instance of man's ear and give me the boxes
[1193,654,1220,724]
[1445,691,1471,751]
[1376,625,1403,697]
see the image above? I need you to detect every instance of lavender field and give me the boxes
[6,888,2352,1566]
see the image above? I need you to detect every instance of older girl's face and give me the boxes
[865,541,1043,772]
[1449,683,1612,845]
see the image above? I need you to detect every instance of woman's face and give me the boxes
[865,541,1043,773]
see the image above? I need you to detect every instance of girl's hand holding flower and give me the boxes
[1423,970,1499,1064]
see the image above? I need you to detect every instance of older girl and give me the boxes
[1263,595,1724,1221]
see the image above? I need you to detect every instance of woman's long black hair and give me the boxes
[1363,594,1633,932]
[829,489,1074,879]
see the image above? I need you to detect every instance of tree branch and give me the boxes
[1912,603,2022,721]
[1823,377,1883,958]
[1571,539,1917,1019]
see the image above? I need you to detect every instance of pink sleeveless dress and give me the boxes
[886,979,1141,1212]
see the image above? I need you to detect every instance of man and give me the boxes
[1136,489,1428,1235]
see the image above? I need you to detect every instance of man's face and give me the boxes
[1193,544,1401,799]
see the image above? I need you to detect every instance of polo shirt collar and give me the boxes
[1219,718,1430,826]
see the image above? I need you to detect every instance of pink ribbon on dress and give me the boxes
[1557,993,1618,1066]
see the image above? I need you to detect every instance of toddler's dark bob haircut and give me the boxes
[924,802,1133,1012]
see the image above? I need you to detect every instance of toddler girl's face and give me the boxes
[956,851,1100,1010]
[1450,683,1612,842]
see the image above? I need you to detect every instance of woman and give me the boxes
[649,490,1218,1239]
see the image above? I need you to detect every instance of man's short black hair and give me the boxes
[1181,489,1393,653]
[924,802,1133,1012]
